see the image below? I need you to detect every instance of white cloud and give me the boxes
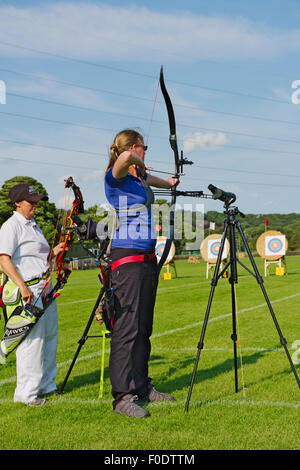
[84,169,105,181]
[183,132,229,152]
[0,3,299,62]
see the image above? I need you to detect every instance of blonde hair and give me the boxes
[106,129,144,173]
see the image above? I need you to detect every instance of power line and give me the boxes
[0,40,154,79]
[148,159,300,180]
[7,92,147,123]
[0,109,117,134]
[2,65,300,128]
[0,67,154,105]
[3,108,300,157]
[0,137,106,157]
[0,154,99,170]
[0,152,299,189]
[0,39,293,106]
[5,92,300,148]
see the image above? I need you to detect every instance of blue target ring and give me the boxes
[156,243,165,257]
[267,238,283,253]
[210,242,221,256]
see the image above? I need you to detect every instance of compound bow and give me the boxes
[43,176,84,309]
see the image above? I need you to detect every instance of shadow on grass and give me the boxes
[149,349,266,396]
[57,365,109,394]
[56,343,299,400]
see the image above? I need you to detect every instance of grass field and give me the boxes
[0,254,300,451]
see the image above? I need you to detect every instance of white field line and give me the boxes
[1,291,299,389]
[60,277,238,306]
[60,281,206,306]
[151,291,300,339]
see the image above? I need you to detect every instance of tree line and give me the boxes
[1,177,299,253]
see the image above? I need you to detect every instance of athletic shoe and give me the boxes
[147,385,175,402]
[114,394,150,418]
[27,398,48,407]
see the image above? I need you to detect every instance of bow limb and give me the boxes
[159,66,180,177]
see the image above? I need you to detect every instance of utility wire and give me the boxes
[0,137,106,157]
[5,92,300,148]
[1,66,300,128]
[0,39,293,106]
[0,154,99,170]
[148,159,300,180]
[0,152,298,189]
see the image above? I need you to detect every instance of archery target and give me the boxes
[207,239,228,260]
[256,230,288,260]
[265,235,286,257]
[155,236,175,264]
[200,234,230,262]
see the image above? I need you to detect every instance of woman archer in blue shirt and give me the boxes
[105,128,178,418]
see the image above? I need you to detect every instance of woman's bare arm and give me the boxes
[112,151,146,179]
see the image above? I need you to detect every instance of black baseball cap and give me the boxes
[9,184,48,204]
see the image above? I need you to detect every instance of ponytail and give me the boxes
[106,129,144,173]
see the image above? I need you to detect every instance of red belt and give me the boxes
[110,252,156,271]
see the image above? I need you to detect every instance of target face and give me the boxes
[155,237,175,264]
[268,239,282,253]
[210,242,221,256]
[207,239,228,260]
[156,242,166,258]
[265,235,286,257]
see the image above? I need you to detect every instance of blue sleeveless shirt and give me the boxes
[104,168,156,250]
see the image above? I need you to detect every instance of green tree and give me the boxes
[0,176,59,244]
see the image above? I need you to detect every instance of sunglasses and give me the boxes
[136,145,148,151]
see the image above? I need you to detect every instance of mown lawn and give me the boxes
[0,255,299,451]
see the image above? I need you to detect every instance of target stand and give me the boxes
[256,231,288,276]
[200,234,230,279]
[155,236,177,279]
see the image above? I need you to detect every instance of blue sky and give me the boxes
[0,0,300,215]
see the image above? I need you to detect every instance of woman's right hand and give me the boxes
[20,284,34,304]
[0,254,34,304]
[113,150,146,179]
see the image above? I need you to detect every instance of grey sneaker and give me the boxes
[114,394,150,418]
[27,398,48,407]
[147,385,175,402]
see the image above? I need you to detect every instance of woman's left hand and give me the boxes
[52,242,67,258]
[167,177,180,189]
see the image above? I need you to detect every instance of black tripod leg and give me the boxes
[58,286,106,394]
[185,220,230,412]
[236,219,300,388]
[228,221,239,393]
[230,282,239,392]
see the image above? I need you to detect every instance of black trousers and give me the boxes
[108,248,158,406]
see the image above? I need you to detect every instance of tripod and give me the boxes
[185,204,300,412]
[58,275,111,395]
